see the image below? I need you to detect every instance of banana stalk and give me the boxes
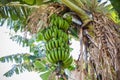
[61,0,91,23]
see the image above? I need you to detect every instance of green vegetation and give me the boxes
[0,0,120,80]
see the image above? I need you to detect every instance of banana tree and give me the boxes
[0,0,120,80]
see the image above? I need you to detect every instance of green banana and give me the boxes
[48,29,52,38]
[43,33,47,40]
[50,51,56,63]
[45,44,49,51]
[51,40,55,49]
[52,32,55,38]
[54,28,58,38]
[48,41,52,50]
[45,31,49,40]
[58,17,61,29]
[61,19,64,29]
[57,48,61,61]
[59,48,62,61]
[46,29,53,40]
[64,20,69,31]
[61,48,65,61]
[49,26,53,31]
[60,19,65,30]
[54,17,57,26]
[59,38,63,47]
[64,44,69,49]
[55,40,58,48]
[50,15,56,26]
[63,50,70,61]
[54,49,59,62]
[48,30,51,39]
[63,56,73,68]
[46,53,54,63]
[57,30,60,38]
[50,14,56,26]
[65,33,69,41]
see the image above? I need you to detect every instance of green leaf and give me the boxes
[4,68,14,77]
[36,32,44,42]
[40,70,52,80]
[15,67,19,74]
[34,61,46,72]
[69,27,79,38]
[36,0,43,5]
[0,0,10,4]
[65,15,72,24]
[28,55,37,60]
[67,65,75,70]
[0,5,31,31]
[14,24,20,32]
[23,55,30,63]
[23,0,34,5]
[0,57,5,62]
[0,19,6,26]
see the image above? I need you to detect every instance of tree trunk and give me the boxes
[89,12,120,80]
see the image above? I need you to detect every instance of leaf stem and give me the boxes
[61,0,90,23]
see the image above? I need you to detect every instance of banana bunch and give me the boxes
[45,38,69,50]
[43,14,73,69]
[50,14,70,31]
[44,27,68,41]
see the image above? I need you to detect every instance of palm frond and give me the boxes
[0,52,47,77]
[0,0,45,5]
[3,62,34,77]
[0,53,32,63]
[0,5,33,32]
[10,34,46,58]
[2,54,48,77]
[10,35,29,46]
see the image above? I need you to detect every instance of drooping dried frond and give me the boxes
[25,3,67,34]
[88,12,120,80]
[79,1,120,79]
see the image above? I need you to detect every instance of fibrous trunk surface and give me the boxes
[89,13,120,80]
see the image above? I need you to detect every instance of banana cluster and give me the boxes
[44,14,73,68]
